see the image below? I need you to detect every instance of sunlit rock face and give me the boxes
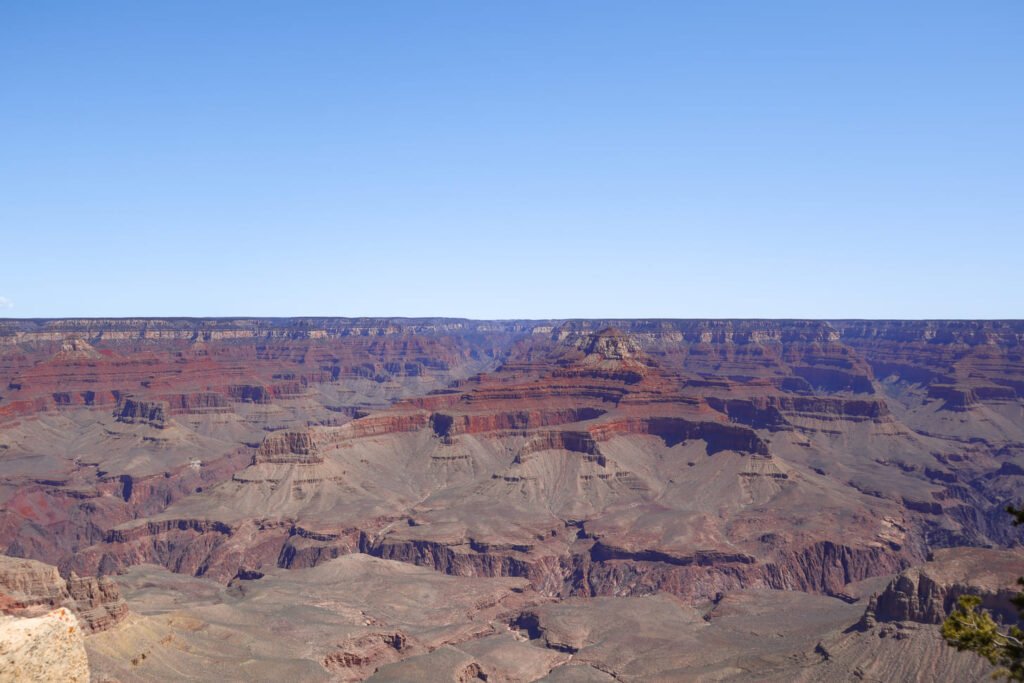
[0,555,127,633]
[0,608,89,683]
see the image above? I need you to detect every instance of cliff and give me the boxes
[860,547,1024,628]
[0,555,127,633]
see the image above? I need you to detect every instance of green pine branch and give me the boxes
[941,505,1024,680]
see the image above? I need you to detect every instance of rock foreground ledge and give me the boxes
[0,608,89,683]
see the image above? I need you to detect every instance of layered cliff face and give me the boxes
[113,398,169,429]
[1,318,1023,679]
[860,547,1023,627]
[0,554,127,633]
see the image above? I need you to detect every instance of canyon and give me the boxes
[0,317,1022,681]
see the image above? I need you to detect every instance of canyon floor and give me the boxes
[1,318,1022,681]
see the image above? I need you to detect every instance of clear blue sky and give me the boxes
[2,1,1021,319]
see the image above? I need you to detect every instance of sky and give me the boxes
[1,1,1022,319]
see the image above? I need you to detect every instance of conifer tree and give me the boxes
[942,506,1024,681]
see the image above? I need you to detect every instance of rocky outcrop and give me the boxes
[0,608,89,682]
[0,558,66,610]
[927,384,979,412]
[113,398,169,428]
[429,408,606,439]
[335,412,431,439]
[227,384,272,404]
[54,338,102,361]
[64,574,129,632]
[588,417,770,455]
[791,365,875,394]
[568,328,643,360]
[707,395,892,428]
[71,518,296,582]
[571,540,910,601]
[322,630,411,679]
[277,526,365,570]
[859,547,1023,628]
[0,555,126,633]
[518,430,604,464]
[102,518,233,545]
[162,392,232,415]
[371,538,540,582]
[254,430,322,464]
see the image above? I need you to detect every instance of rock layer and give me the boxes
[0,555,127,633]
